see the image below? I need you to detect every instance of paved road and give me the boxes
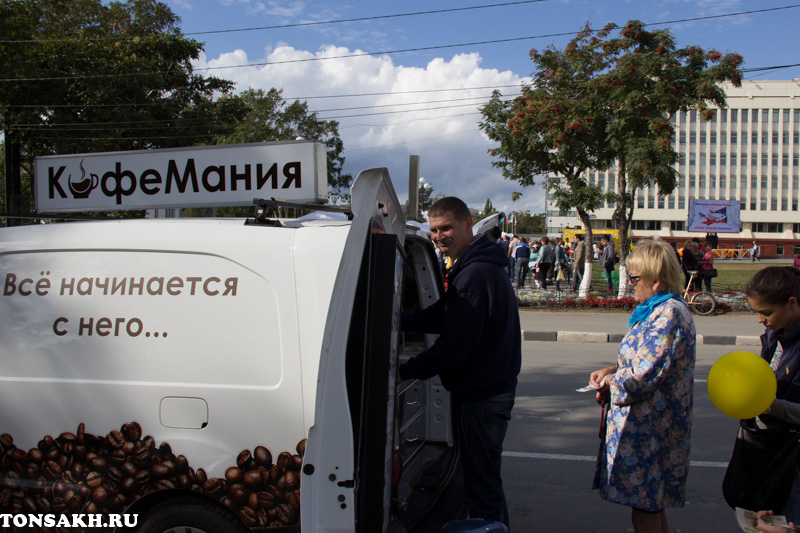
[519,308,763,340]
[504,340,745,532]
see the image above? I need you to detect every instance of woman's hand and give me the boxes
[757,510,797,532]
[590,366,618,388]
[591,366,617,405]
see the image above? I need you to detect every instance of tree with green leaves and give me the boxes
[216,88,351,206]
[0,0,239,221]
[1,0,352,223]
[480,20,743,297]
[479,198,498,220]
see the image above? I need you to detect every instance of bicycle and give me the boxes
[682,270,716,316]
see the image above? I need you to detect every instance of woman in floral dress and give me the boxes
[590,239,697,533]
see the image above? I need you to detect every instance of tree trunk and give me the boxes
[577,209,594,298]
[613,159,634,299]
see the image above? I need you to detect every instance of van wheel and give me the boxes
[135,495,248,533]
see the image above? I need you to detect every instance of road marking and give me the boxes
[503,451,727,468]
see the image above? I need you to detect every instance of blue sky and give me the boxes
[164,0,800,215]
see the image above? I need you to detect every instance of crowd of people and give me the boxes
[499,233,592,292]
[678,238,717,292]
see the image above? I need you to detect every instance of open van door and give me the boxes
[302,168,463,533]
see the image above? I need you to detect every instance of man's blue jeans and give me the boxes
[453,388,515,529]
[604,266,614,291]
[508,257,516,281]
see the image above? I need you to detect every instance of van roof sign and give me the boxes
[34,140,328,212]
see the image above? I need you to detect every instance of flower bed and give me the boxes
[516,289,751,313]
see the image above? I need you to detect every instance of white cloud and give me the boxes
[170,0,192,10]
[195,45,544,215]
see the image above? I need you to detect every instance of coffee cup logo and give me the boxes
[68,159,99,199]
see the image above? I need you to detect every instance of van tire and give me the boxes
[133,495,248,533]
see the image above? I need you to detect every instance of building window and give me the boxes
[782,199,788,210]
[778,245,784,256]
[671,221,685,231]
[631,220,661,231]
[773,132,780,144]
[731,132,738,144]
[752,109,759,122]
[794,245,800,256]
[795,224,800,234]
[731,109,738,122]
[752,132,759,145]
[679,132,686,144]
[700,132,707,144]
[753,223,784,233]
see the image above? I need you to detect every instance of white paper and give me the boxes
[576,383,601,393]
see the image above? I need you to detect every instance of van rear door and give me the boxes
[301,168,462,533]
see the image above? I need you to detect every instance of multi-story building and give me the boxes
[546,80,800,259]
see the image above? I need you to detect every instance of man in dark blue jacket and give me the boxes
[400,197,521,528]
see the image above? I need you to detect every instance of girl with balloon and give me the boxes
[589,239,696,533]
[747,267,800,526]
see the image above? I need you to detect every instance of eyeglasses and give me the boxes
[629,275,642,285]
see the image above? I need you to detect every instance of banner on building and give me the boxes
[687,199,741,233]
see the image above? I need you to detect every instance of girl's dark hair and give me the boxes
[745,267,800,305]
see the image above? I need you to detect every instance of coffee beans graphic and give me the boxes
[0,425,306,528]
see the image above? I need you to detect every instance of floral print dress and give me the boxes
[593,298,696,511]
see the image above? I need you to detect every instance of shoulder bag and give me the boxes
[722,418,800,512]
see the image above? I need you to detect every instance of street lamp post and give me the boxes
[418,177,432,217]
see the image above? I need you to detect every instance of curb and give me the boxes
[522,330,762,346]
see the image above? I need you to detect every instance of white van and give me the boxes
[0,167,463,532]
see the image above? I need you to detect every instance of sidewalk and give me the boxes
[519,308,762,346]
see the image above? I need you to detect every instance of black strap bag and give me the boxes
[722,418,800,512]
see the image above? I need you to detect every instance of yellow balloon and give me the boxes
[707,351,777,419]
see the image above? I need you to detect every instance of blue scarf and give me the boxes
[628,291,681,329]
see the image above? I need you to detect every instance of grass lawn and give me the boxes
[583,260,791,293]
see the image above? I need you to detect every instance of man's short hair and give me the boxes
[601,235,609,243]
[575,234,584,242]
[428,197,471,221]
